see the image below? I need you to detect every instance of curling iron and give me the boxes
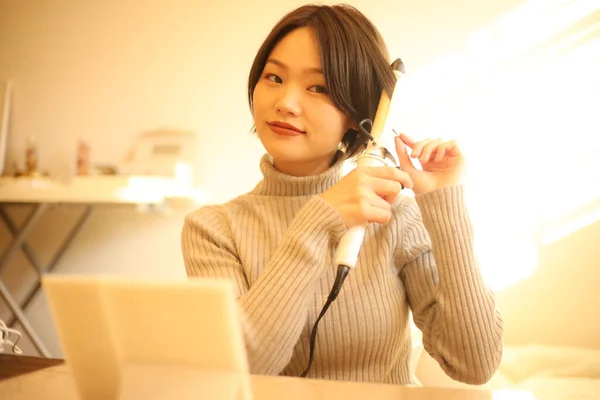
[301,58,406,378]
[334,58,406,272]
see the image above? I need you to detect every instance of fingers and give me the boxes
[434,146,447,162]
[369,176,410,198]
[397,133,462,164]
[419,139,443,163]
[395,136,416,173]
[398,132,416,146]
[361,166,413,189]
[366,206,393,224]
[408,138,430,159]
[438,140,462,158]
[421,139,461,163]
[369,192,392,210]
[358,167,413,203]
[359,169,413,209]
[359,194,393,224]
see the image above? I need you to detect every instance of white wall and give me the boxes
[0,0,526,197]
[1,0,555,363]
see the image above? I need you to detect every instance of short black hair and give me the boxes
[247,4,396,160]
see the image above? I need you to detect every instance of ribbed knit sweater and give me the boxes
[181,153,503,385]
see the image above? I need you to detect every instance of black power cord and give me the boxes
[299,117,371,378]
[300,264,351,378]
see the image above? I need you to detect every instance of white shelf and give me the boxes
[0,175,208,206]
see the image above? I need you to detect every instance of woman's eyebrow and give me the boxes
[266,58,323,75]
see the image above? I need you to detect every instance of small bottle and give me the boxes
[25,135,38,175]
[76,137,90,175]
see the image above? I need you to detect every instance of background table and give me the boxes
[0,175,203,357]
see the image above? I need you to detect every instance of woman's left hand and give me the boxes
[394,133,466,195]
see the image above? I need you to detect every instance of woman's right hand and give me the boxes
[320,166,413,229]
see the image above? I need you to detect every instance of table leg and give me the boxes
[4,205,93,328]
[0,206,45,275]
[0,204,95,358]
[0,204,47,273]
[0,280,50,357]
[0,204,50,357]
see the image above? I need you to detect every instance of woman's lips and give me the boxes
[268,121,305,136]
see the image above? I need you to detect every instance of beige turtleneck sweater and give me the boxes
[181,153,503,386]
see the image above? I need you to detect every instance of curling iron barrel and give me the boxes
[333,58,406,270]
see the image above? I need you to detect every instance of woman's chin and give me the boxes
[268,150,306,164]
[260,139,306,161]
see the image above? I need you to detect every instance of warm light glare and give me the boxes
[397,0,600,291]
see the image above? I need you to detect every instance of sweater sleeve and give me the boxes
[395,185,503,385]
[181,196,347,376]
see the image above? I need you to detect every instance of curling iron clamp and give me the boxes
[334,58,406,271]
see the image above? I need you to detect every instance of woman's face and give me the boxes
[252,27,354,176]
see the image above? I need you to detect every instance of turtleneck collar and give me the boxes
[251,152,346,196]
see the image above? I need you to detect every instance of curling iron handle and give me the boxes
[335,223,368,269]
[334,150,388,269]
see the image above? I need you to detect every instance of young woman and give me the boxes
[182,3,503,386]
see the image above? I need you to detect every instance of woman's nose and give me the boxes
[275,87,302,116]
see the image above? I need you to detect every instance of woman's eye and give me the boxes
[265,73,282,83]
[309,85,327,94]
